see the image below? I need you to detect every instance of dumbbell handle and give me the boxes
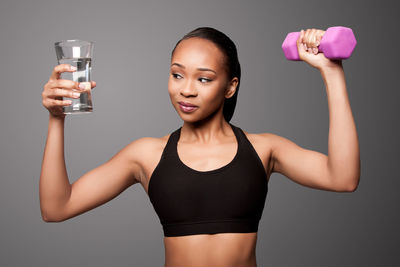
[282,26,357,61]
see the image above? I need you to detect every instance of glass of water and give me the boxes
[54,39,94,114]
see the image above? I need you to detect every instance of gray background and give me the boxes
[0,0,398,266]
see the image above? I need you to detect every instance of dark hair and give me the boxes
[171,27,241,123]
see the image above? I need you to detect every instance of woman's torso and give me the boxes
[137,126,273,267]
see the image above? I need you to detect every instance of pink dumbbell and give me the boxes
[282,26,357,61]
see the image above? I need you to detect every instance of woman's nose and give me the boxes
[180,79,197,97]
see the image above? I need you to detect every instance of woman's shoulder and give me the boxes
[125,132,172,156]
[123,128,180,163]
[238,127,290,155]
[110,132,173,187]
[239,127,277,146]
[240,127,299,156]
[237,128,278,177]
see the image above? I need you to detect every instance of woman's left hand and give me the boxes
[296,28,343,71]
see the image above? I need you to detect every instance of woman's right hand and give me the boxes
[42,64,96,118]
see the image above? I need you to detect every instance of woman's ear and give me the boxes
[225,77,239,99]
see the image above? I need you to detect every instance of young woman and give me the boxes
[40,27,360,267]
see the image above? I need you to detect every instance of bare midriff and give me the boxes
[163,232,258,267]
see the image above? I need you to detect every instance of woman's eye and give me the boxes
[172,73,182,79]
[199,77,212,83]
[171,73,211,83]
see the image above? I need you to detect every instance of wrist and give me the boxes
[319,62,344,76]
[49,113,66,122]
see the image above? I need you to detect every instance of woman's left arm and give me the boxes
[270,28,360,192]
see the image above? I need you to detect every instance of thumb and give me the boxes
[90,81,96,90]
[296,29,307,61]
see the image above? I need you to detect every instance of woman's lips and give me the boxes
[178,102,198,113]
[179,101,197,107]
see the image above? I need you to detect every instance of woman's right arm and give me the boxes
[40,64,144,222]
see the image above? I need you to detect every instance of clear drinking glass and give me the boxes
[54,40,94,114]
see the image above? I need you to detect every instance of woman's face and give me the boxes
[168,37,237,123]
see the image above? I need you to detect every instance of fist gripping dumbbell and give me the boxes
[282,26,357,61]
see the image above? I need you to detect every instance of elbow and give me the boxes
[42,215,53,223]
[346,169,361,192]
[41,210,65,223]
[42,215,64,223]
[330,165,360,192]
[40,201,68,222]
[329,158,361,193]
[343,181,359,192]
[336,176,360,192]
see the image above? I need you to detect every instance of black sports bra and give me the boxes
[148,123,268,237]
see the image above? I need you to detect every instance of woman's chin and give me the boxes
[176,110,201,123]
[179,114,199,123]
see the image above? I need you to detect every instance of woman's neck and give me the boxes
[180,115,233,144]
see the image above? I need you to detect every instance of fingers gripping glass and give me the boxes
[54,40,94,114]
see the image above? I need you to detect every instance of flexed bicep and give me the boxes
[270,134,345,192]
[54,138,150,222]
